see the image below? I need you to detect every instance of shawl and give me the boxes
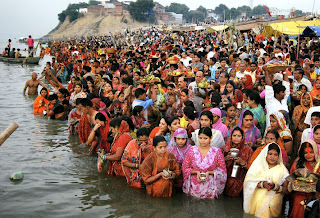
[78,114,91,144]
[310,125,320,153]
[266,111,292,141]
[243,143,288,215]
[92,98,101,111]
[210,108,228,138]
[310,77,320,99]
[230,109,261,143]
[292,93,312,132]
[244,74,253,89]
[167,128,191,165]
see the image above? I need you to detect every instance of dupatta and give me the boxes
[167,128,191,165]
[210,108,228,138]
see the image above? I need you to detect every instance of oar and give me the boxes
[22,42,39,67]
[0,122,19,146]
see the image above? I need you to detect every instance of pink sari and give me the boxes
[210,108,228,139]
[182,146,227,199]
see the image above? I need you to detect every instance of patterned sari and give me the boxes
[182,146,227,199]
[221,134,253,197]
[291,93,312,155]
[121,139,153,188]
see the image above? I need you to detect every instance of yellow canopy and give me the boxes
[205,25,229,32]
[262,20,320,36]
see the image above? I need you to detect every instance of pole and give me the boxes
[312,0,316,15]
[22,42,39,67]
[0,122,19,146]
[296,25,301,60]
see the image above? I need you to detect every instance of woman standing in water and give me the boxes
[244,143,289,217]
[182,127,227,199]
[33,88,49,115]
[140,136,181,197]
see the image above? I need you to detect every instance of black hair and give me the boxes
[121,116,135,131]
[58,88,69,97]
[200,110,214,126]
[183,106,197,120]
[132,105,144,116]
[266,129,280,140]
[220,71,230,80]
[166,116,179,127]
[273,83,286,96]
[242,89,252,98]
[225,103,236,111]
[198,127,212,138]
[75,83,83,88]
[153,135,166,147]
[79,98,93,108]
[123,77,133,85]
[298,84,308,91]
[242,110,254,120]
[248,91,261,105]
[314,125,320,133]
[48,94,58,101]
[231,126,244,138]
[184,100,195,108]
[134,88,146,98]
[181,88,189,95]
[106,80,113,89]
[95,112,106,122]
[311,112,320,118]
[75,98,82,105]
[110,117,122,128]
[137,127,149,138]
[268,143,280,154]
[167,83,175,89]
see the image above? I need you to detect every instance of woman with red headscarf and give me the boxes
[221,126,253,197]
[241,74,253,89]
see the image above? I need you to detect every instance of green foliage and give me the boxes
[197,6,207,17]
[253,5,267,16]
[57,2,89,23]
[214,4,229,16]
[129,0,155,22]
[237,5,252,17]
[68,10,80,22]
[58,11,67,22]
[185,10,205,23]
[89,0,99,5]
[165,3,189,16]
[295,10,306,17]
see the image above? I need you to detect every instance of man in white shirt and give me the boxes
[180,52,192,67]
[264,68,290,133]
[188,71,206,113]
[292,68,313,92]
[301,110,320,143]
[236,62,250,79]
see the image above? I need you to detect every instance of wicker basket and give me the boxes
[106,48,116,54]
[266,65,291,74]
[168,60,179,65]
[286,174,318,193]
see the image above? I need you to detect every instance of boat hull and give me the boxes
[0,56,41,64]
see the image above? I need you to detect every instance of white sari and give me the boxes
[191,129,225,148]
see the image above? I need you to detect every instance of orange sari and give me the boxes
[33,96,49,115]
[140,152,181,197]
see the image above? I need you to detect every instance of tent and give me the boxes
[204,25,229,32]
[262,20,320,37]
[302,26,320,37]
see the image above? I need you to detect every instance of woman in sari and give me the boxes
[33,88,49,115]
[98,118,132,176]
[310,124,320,153]
[68,98,83,135]
[244,143,289,217]
[167,128,191,187]
[266,111,293,156]
[248,129,289,168]
[163,116,181,144]
[149,117,168,139]
[122,127,153,189]
[247,91,266,135]
[140,136,181,197]
[183,106,200,138]
[69,84,87,107]
[291,93,313,155]
[191,110,225,148]
[182,127,227,199]
[222,127,253,197]
[229,110,262,149]
[131,105,146,129]
[221,104,239,130]
[210,108,228,140]
[310,76,320,101]
[289,140,320,218]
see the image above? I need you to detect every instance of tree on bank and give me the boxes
[129,0,155,23]
[165,3,189,17]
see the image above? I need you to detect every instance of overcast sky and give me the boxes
[0,0,318,39]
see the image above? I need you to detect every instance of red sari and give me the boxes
[289,159,320,218]
[221,137,253,197]
[140,152,181,197]
[121,139,153,188]
[108,120,132,176]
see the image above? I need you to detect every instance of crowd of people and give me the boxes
[24,26,320,217]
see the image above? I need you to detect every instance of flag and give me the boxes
[264,5,272,17]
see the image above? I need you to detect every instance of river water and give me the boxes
[0,38,250,217]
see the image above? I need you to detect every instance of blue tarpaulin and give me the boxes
[302,26,320,37]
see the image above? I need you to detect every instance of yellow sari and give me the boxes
[243,143,289,218]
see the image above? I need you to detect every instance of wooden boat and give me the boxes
[0,56,41,65]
